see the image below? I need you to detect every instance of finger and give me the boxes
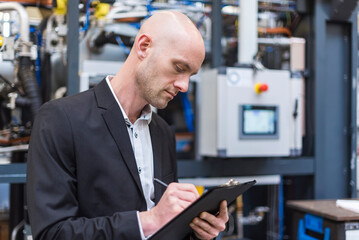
[199,212,219,226]
[190,221,215,240]
[177,190,198,203]
[164,187,198,203]
[191,217,219,238]
[170,183,200,198]
[165,184,195,199]
[199,212,226,232]
[218,200,229,221]
[198,201,229,228]
[175,198,194,210]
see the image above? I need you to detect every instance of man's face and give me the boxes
[135,37,204,109]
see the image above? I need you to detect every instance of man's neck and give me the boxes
[109,75,147,124]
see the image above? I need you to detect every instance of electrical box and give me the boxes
[198,67,303,157]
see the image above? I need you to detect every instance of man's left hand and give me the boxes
[189,200,229,240]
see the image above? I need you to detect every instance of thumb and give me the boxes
[218,200,228,219]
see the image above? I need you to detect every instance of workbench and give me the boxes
[287,199,359,240]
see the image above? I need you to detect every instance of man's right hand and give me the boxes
[139,183,199,237]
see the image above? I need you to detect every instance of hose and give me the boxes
[18,57,42,118]
[15,96,32,107]
[93,30,132,48]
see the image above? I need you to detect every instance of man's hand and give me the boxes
[139,183,199,237]
[190,200,229,240]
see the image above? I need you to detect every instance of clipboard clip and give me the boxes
[221,179,241,187]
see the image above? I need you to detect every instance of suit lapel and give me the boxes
[95,80,145,198]
[149,117,163,204]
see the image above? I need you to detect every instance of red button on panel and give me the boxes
[255,83,269,94]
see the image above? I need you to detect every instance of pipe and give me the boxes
[238,0,258,64]
[11,220,24,240]
[258,27,292,37]
[18,57,42,118]
[0,2,30,54]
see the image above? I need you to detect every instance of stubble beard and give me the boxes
[135,66,170,110]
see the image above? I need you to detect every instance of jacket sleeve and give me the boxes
[26,102,142,240]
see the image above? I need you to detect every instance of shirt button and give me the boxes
[134,132,138,138]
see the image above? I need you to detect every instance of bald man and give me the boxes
[27,11,228,240]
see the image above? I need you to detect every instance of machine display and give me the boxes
[240,105,278,138]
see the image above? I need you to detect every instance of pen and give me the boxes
[154,178,168,188]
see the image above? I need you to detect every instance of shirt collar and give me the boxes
[105,76,152,126]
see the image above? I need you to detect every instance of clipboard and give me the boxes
[149,179,256,240]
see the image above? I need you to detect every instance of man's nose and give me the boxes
[173,76,189,93]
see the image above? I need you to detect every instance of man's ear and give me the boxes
[136,33,152,60]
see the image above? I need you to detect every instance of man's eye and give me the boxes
[175,65,184,73]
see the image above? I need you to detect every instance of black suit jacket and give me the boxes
[27,79,178,240]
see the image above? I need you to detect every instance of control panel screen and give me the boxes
[241,105,278,137]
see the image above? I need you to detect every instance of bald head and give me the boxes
[139,11,202,44]
[132,11,205,64]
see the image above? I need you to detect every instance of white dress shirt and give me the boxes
[106,77,155,239]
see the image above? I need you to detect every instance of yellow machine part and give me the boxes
[55,0,67,15]
[0,36,3,47]
[94,2,110,19]
[195,185,205,196]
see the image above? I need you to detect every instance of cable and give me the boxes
[179,92,194,133]
[115,36,131,55]
[80,0,92,33]
[195,13,207,29]
[278,177,284,240]
[0,74,16,91]
[14,33,20,41]
[30,26,42,86]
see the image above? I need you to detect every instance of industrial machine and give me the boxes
[0,2,41,147]
[199,66,303,157]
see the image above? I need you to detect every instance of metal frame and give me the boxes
[313,0,357,199]
[66,0,80,95]
[211,0,222,68]
[0,163,26,183]
[178,157,314,178]
[349,3,358,199]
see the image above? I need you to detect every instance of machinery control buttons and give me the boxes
[255,83,268,94]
